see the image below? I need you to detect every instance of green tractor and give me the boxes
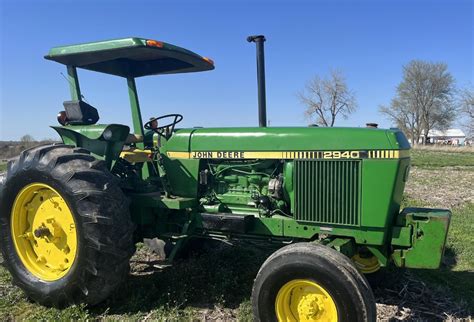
[0,36,450,321]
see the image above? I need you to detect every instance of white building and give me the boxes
[428,129,466,145]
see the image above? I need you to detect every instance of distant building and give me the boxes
[427,129,466,145]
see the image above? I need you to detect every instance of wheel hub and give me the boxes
[275,279,338,322]
[34,225,51,238]
[352,253,380,274]
[297,293,324,319]
[11,183,77,281]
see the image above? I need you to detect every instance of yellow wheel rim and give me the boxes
[275,279,338,322]
[11,183,77,281]
[352,254,380,274]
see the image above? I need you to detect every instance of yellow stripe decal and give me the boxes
[166,150,410,160]
[166,151,191,158]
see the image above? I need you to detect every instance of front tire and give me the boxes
[0,144,135,307]
[252,242,376,322]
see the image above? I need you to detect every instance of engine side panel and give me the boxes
[160,126,411,245]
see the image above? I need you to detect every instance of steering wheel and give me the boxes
[144,114,183,139]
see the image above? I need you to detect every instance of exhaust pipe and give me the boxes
[247,35,267,127]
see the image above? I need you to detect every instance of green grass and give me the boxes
[410,148,474,168]
[0,265,90,320]
[401,148,474,315]
[0,163,7,172]
[413,202,474,311]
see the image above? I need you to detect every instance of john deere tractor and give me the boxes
[0,36,450,321]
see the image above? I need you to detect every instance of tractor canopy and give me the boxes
[44,37,214,77]
[45,37,216,157]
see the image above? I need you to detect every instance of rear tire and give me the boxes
[252,242,376,322]
[0,144,135,307]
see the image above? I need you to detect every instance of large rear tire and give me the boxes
[252,242,376,322]
[0,144,135,307]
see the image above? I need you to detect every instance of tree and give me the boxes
[459,87,474,137]
[380,97,422,146]
[380,60,456,144]
[20,134,35,148]
[298,70,357,127]
[20,134,35,143]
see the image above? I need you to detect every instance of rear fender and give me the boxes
[52,124,130,169]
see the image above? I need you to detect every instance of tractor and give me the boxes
[0,36,451,322]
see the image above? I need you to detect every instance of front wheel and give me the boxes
[252,242,376,322]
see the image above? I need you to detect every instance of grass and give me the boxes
[0,145,472,320]
[414,203,474,309]
[410,147,474,168]
[400,147,474,315]
[0,163,7,172]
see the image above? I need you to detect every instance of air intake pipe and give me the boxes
[247,35,267,127]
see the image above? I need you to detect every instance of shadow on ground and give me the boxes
[88,243,472,320]
[91,242,275,316]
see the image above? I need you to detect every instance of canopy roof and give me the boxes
[44,37,214,78]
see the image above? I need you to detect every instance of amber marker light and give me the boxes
[146,40,164,48]
[203,57,214,65]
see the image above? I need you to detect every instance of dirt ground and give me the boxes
[127,236,472,321]
[405,167,474,208]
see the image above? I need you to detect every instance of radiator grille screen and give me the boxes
[294,160,361,226]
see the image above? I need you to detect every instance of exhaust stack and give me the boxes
[247,35,267,127]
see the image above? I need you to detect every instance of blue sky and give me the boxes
[0,0,472,140]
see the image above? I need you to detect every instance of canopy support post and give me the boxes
[127,77,145,146]
[127,77,149,179]
[66,66,82,101]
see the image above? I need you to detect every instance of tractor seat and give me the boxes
[63,100,99,125]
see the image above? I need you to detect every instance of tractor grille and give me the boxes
[294,160,361,226]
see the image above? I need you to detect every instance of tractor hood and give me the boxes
[164,127,411,154]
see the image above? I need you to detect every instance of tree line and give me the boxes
[299,60,473,144]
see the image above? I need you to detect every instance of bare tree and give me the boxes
[20,134,35,143]
[298,70,357,127]
[19,134,36,149]
[380,60,455,144]
[380,98,423,145]
[459,87,474,137]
